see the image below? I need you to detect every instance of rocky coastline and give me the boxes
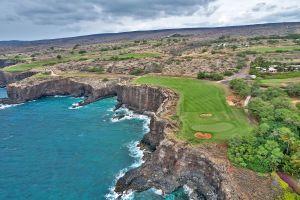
[0,71,37,87]
[0,75,279,200]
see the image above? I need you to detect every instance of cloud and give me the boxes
[252,2,277,12]
[0,0,299,40]
[6,0,216,26]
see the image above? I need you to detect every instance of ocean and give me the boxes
[0,88,189,200]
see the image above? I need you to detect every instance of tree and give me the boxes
[229,79,251,97]
[259,140,284,171]
[286,83,300,97]
[248,98,274,120]
[271,97,292,109]
[259,87,286,101]
[278,127,296,154]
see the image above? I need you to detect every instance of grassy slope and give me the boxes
[246,46,300,53]
[135,76,252,143]
[259,77,300,87]
[3,52,160,73]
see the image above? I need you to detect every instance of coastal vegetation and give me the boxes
[2,52,160,73]
[228,84,300,176]
[135,76,252,143]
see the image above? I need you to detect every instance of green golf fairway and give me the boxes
[135,76,252,143]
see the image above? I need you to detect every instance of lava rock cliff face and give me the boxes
[0,71,36,87]
[0,77,275,200]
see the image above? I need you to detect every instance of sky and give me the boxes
[0,0,299,40]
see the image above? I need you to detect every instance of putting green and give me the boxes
[135,76,253,143]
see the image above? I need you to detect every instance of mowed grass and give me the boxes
[135,76,252,143]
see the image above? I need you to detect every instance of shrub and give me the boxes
[56,55,62,60]
[197,72,224,81]
[129,68,144,76]
[210,73,224,81]
[87,66,104,74]
[197,72,206,79]
[79,50,87,54]
[229,79,251,97]
[236,59,246,69]
[102,78,109,82]
[296,103,300,110]
[224,71,233,76]
[144,63,163,73]
[73,44,80,49]
[286,83,300,97]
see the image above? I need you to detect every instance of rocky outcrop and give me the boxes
[6,77,115,103]
[1,77,277,200]
[0,59,17,68]
[0,70,37,87]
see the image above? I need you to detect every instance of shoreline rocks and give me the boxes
[0,70,37,87]
[0,76,279,199]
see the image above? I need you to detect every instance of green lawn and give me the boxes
[135,76,252,143]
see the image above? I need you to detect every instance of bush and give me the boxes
[144,63,163,73]
[229,79,251,97]
[236,59,247,69]
[296,103,300,110]
[197,72,223,81]
[102,78,109,82]
[224,71,233,76]
[79,50,87,54]
[197,72,206,79]
[87,66,104,74]
[286,83,300,97]
[56,55,62,60]
[210,73,224,81]
[129,68,144,76]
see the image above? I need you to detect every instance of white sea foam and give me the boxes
[150,188,163,196]
[53,95,65,98]
[183,185,194,199]
[107,108,114,112]
[105,140,146,200]
[106,105,151,199]
[105,118,149,200]
[68,102,83,110]
[0,103,22,110]
[110,107,151,131]
[2,135,14,141]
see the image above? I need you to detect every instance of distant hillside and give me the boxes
[0,22,300,53]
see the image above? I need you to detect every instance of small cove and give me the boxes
[0,88,189,199]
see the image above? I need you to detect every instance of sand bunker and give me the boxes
[200,113,212,117]
[226,96,237,106]
[194,132,212,139]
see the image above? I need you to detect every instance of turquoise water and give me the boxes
[0,88,7,98]
[0,88,189,200]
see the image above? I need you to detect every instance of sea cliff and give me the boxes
[0,76,278,199]
[0,71,37,87]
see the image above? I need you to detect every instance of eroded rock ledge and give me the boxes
[0,77,278,200]
[0,71,37,87]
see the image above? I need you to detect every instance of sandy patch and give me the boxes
[292,99,300,105]
[199,113,212,117]
[226,95,237,106]
[194,132,212,139]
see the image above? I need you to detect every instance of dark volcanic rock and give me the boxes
[0,59,17,68]
[1,77,277,199]
[0,71,37,87]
